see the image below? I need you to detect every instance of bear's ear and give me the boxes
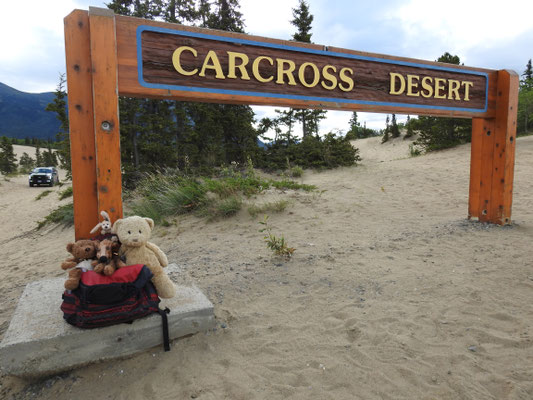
[112,219,122,234]
[144,217,154,231]
[66,242,74,253]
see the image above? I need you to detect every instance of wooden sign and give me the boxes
[64,8,518,240]
[137,26,488,116]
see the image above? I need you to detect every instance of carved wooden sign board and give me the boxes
[64,7,518,240]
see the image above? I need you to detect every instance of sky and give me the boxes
[1,0,532,133]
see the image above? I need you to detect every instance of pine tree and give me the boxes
[42,144,58,167]
[18,152,35,173]
[163,0,196,23]
[45,73,71,177]
[291,0,313,42]
[0,136,17,175]
[404,115,415,139]
[206,0,245,33]
[390,113,400,138]
[381,115,390,143]
[35,146,43,166]
[288,0,326,138]
[345,112,360,139]
[518,59,533,133]
[522,59,533,84]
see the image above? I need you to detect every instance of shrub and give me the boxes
[258,133,361,170]
[258,216,295,259]
[248,200,289,218]
[58,186,73,200]
[127,169,314,224]
[413,116,471,152]
[37,203,74,229]
[35,190,52,201]
[201,195,243,220]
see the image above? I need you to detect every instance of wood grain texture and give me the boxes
[89,9,123,226]
[488,70,518,224]
[114,15,497,118]
[141,31,486,110]
[477,119,496,223]
[468,71,518,225]
[64,10,98,240]
[468,118,484,219]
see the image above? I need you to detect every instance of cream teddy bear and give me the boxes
[112,216,176,298]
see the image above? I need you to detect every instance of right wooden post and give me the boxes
[469,70,519,224]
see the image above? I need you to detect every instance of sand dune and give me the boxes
[1,136,532,399]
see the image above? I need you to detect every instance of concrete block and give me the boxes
[0,264,215,379]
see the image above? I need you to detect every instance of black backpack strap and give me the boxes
[158,307,171,351]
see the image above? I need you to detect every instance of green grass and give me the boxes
[248,200,290,218]
[35,190,52,201]
[58,186,73,200]
[270,179,315,192]
[200,195,243,221]
[37,203,74,229]
[126,170,316,224]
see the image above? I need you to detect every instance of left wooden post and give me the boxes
[65,8,122,240]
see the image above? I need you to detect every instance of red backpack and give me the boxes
[60,264,170,350]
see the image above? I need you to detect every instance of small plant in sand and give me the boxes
[58,186,73,200]
[248,200,289,218]
[35,190,52,201]
[37,203,74,229]
[259,215,295,259]
[409,143,422,157]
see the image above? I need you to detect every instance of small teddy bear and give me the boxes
[112,216,176,298]
[92,239,126,276]
[61,240,99,290]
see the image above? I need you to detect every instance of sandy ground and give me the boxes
[0,137,532,399]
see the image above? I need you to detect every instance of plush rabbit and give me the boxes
[90,210,112,236]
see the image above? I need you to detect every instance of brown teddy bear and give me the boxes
[112,216,176,298]
[61,240,99,290]
[91,238,126,276]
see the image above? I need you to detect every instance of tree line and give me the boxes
[5,2,532,177]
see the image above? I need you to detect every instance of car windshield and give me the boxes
[35,168,52,173]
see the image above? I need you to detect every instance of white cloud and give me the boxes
[240,0,294,39]
[390,0,533,55]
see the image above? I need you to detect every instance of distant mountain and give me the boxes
[0,82,61,140]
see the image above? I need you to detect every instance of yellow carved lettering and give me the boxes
[447,79,461,100]
[434,78,446,99]
[199,50,225,79]
[462,81,474,101]
[298,62,320,88]
[339,67,354,92]
[252,56,274,83]
[172,46,198,76]
[227,51,250,80]
[406,75,420,97]
[420,76,433,98]
[389,72,406,95]
[321,65,337,90]
[276,59,297,85]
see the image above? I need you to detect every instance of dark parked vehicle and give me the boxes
[29,167,60,187]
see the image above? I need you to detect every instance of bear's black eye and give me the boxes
[86,247,90,252]
[128,230,131,234]
[139,230,142,234]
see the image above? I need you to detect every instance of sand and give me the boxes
[1,137,532,399]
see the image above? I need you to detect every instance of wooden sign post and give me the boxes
[65,7,518,240]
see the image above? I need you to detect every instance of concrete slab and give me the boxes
[0,264,215,379]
